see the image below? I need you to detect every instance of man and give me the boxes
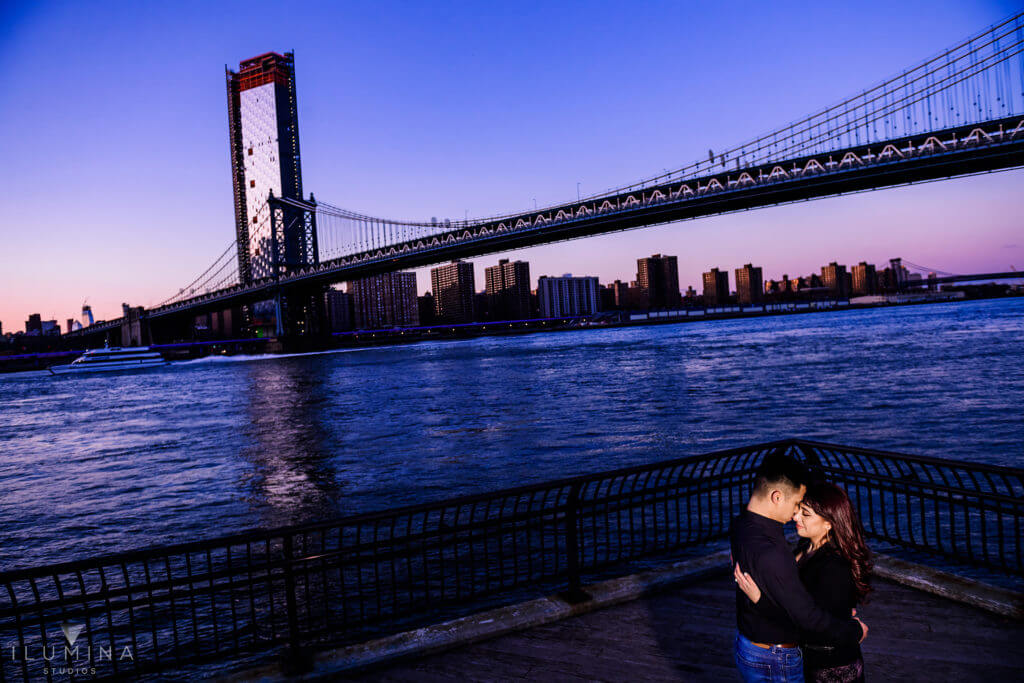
[730,453,867,681]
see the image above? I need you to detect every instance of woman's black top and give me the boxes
[794,538,863,670]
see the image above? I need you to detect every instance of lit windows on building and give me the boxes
[349,273,419,329]
[485,259,531,321]
[431,261,476,324]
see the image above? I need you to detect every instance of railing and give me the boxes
[796,440,1024,571]
[1,439,1021,681]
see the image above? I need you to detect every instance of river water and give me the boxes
[1,298,1022,571]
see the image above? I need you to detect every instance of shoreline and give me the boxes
[1,293,1019,373]
[313,291,1021,351]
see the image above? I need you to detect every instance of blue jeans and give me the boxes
[734,631,804,682]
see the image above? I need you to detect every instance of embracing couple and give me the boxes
[730,453,872,682]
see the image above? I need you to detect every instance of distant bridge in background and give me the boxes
[920,271,1023,285]
[66,13,1024,343]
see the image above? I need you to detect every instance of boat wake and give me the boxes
[177,347,374,366]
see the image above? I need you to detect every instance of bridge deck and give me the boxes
[352,574,1024,682]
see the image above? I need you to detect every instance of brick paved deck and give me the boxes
[350,574,1024,682]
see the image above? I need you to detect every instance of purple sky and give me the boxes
[1,1,1021,329]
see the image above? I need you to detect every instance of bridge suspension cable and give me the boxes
[900,260,960,277]
[571,11,1024,202]
[152,203,274,306]
[153,242,236,307]
[300,199,461,263]
[312,11,1024,234]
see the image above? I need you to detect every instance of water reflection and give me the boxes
[238,357,343,527]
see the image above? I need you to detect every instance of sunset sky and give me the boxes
[1,0,1021,329]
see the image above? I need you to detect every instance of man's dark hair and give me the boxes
[752,453,809,498]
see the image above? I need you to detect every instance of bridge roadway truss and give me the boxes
[67,116,1024,340]
[152,117,1024,318]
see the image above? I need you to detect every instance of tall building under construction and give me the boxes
[226,52,305,285]
[226,52,320,336]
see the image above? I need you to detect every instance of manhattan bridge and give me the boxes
[68,13,1024,344]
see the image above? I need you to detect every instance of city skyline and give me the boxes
[2,1,1022,327]
[0,249,1011,335]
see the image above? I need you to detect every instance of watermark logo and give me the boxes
[6,620,133,678]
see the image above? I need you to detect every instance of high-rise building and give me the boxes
[473,291,490,321]
[607,279,648,309]
[418,293,437,326]
[227,52,306,285]
[350,272,419,329]
[821,262,850,298]
[485,258,531,321]
[734,264,764,305]
[637,254,681,308]
[431,261,476,323]
[325,288,353,331]
[25,313,41,336]
[702,268,729,306]
[608,280,628,308]
[598,284,617,311]
[537,275,600,318]
[878,267,895,292]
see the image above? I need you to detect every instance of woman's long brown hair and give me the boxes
[803,482,873,603]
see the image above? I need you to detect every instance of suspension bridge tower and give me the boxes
[226,51,322,338]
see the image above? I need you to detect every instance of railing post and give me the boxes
[281,534,310,674]
[789,439,824,484]
[561,482,591,604]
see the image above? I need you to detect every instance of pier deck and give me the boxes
[351,573,1024,682]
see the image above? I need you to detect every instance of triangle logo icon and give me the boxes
[61,622,85,646]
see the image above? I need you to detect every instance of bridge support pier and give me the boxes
[120,305,150,347]
[274,292,285,338]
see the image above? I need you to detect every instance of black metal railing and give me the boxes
[1,439,1021,681]
[794,440,1024,573]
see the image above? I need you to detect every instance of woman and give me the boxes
[734,481,872,682]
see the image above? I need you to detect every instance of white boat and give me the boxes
[49,346,170,375]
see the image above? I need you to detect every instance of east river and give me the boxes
[1,297,1022,571]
